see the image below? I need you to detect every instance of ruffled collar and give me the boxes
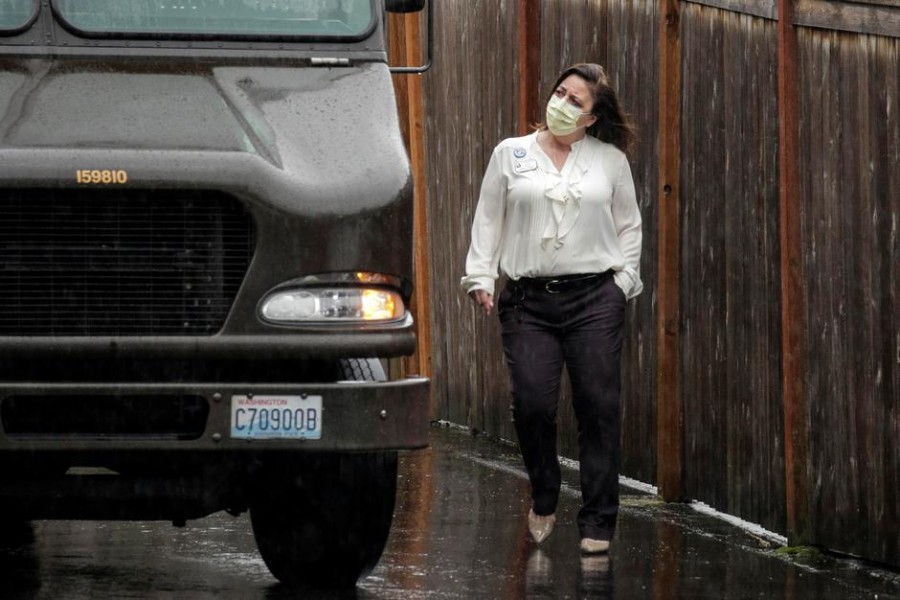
[530,134,595,249]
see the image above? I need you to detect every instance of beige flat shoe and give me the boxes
[579,538,611,554]
[528,509,556,544]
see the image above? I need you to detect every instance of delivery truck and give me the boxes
[0,0,430,589]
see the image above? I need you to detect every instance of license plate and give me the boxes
[230,395,322,440]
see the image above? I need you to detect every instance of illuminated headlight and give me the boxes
[260,288,406,324]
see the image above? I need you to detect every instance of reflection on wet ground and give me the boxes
[0,426,897,599]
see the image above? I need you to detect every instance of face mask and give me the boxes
[546,94,589,136]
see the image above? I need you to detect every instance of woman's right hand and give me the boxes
[470,290,494,316]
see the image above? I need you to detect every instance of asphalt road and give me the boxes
[0,426,897,599]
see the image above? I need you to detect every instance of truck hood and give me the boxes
[0,59,410,215]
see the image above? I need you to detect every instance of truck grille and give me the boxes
[0,189,254,336]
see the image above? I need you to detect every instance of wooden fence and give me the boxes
[391,0,899,567]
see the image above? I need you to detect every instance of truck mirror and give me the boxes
[387,0,432,73]
[386,0,426,13]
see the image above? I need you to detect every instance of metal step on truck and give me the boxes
[0,0,430,589]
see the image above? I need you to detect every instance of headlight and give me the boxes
[260,287,406,324]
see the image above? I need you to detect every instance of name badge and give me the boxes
[514,159,538,173]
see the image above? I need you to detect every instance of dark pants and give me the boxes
[498,272,626,541]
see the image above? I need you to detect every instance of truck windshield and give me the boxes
[0,0,35,31]
[51,0,374,38]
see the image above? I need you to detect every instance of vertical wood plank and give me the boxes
[404,11,432,383]
[881,39,900,566]
[723,12,744,520]
[517,0,542,135]
[841,35,868,547]
[658,0,684,501]
[756,16,788,534]
[391,11,432,385]
[883,39,900,566]
[777,0,811,544]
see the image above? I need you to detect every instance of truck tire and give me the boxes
[338,357,387,381]
[250,358,398,589]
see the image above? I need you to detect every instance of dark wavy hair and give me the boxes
[539,63,635,155]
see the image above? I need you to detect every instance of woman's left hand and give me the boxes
[470,290,494,316]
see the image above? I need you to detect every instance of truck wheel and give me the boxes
[250,358,397,589]
[250,452,398,589]
[0,517,32,547]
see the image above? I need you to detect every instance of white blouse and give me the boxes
[461,131,643,299]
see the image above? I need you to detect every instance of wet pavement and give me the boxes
[1,425,898,599]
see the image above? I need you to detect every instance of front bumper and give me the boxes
[0,378,430,453]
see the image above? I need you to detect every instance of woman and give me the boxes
[461,63,642,554]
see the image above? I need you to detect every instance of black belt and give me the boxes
[514,271,611,294]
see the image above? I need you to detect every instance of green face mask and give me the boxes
[546,95,589,136]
